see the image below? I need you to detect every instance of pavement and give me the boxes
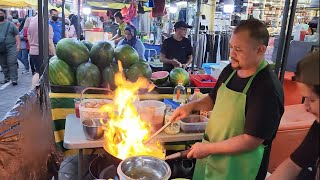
[0,61,33,120]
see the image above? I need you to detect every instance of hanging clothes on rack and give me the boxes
[193,31,231,69]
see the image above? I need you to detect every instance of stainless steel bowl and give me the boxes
[82,119,104,140]
[117,156,171,180]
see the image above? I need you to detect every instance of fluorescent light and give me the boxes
[165,4,170,8]
[169,6,178,13]
[83,7,91,15]
[102,5,108,8]
[176,1,187,7]
[223,4,234,13]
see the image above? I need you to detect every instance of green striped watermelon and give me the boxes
[49,56,75,85]
[169,68,190,86]
[76,62,101,87]
[56,38,90,68]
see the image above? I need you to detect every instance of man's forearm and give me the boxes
[185,55,192,66]
[110,34,119,41]
[189,95,214,112]
[49,39,56,55]
[15,35,21,47]
[267,158,301,180]
[207,134,264,155]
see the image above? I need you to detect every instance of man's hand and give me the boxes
[171,59,182,67]
[171,103,193,122]
[187,142,211,159]
[17,46,21,52]
[182,64,188,69]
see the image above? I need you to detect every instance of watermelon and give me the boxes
[90,41,114,70]
[126,62,152,82]
[76,62,101,87]
[102,63,119,90]
[151,71,169,86]
[81,40,93,51]
[114,45,139,69]
[49,56,75,85]
[169,68,190,86]
[56,38,89,67]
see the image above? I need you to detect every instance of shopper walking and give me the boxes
[49,9,62,45]
[0,9,21,85]
[18,23,30,74]
[28,14,55,74]
[171,19,284,180]
[23,17,35,75]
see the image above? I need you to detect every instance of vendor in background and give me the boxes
[268,51,319,180]
[105,17,118,37]
[160,21,192,72]
[49,9,62,45]
[117,25,145,61]
[171,19,284,180]
[110,12,127,44]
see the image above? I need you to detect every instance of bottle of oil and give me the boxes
[173,83,186,103]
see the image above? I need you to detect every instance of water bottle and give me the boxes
[173,83,186,103]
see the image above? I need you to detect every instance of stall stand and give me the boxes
[84,28,113,43]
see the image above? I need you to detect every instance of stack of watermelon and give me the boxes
[49,39,153,89]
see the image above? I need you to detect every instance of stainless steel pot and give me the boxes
[117,156,171,180]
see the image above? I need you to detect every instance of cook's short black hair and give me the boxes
[114,12,123,20]
[49,9,58,15]
[234,18,269,46]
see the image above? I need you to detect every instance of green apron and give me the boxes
[193,60,268,180]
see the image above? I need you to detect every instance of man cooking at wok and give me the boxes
[171,19,284,180]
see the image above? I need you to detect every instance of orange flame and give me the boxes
[100,61,164,160]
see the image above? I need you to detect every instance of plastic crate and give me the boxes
[190,74,217,87]
[202,63,220,74]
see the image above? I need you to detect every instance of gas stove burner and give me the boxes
[89,152,196,179]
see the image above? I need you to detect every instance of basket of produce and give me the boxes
[79,87,113,123]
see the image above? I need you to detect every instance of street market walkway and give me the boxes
[0,62,33,119]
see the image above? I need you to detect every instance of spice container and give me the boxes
[164,106,180,135]
[180,115,208,133]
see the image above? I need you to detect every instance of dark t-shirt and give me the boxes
[160,36,192,71]
[209,64,284,179]
[290,121,320,179]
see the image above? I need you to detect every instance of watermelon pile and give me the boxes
[49,39,154,89]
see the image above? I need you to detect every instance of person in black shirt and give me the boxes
[160,21,193,72]
[269,51,320,180]
[171,19,284,180]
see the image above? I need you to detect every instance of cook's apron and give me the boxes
[193,60,268,180]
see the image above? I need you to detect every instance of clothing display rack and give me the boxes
[192,30,231,69]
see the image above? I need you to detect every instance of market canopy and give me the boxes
[0,0,71,15]
[88,1,152,11]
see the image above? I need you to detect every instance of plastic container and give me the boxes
[173,83,186,103]
[190,74,217,87]
[79,99,113,123]
[137,100,166,133]
[180,115,209,133]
